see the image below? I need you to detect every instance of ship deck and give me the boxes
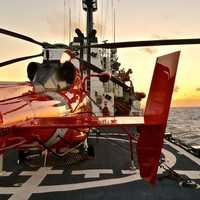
[0,130,200,200]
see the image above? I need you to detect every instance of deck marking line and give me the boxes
[165,140,200,165]
[20,168,63,176]
[161,148,177,168]
[72,169,113,178]
[90,133,127,136]
[175,170,200,179]
[0,171,12,176]
[121,170,139,175]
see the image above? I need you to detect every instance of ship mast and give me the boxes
[82,0,97,91]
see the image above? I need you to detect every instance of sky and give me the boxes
[0,0,200,107]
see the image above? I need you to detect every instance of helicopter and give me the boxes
[1,28,200,184]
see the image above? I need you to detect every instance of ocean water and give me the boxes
[167,107,200,146]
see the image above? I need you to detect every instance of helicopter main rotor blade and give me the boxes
[0,53,43,67]
[75,57,130,90]
[0,28,44,47]
[82,38,200,49]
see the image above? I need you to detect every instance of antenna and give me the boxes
[112,0,116,43]
[69,7,71,43]
[100,0,103,41]
[64,0,66,43]
[112,0,117,43]
[114,8,116,42]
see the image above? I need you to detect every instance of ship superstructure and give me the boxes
[70,0,145,117]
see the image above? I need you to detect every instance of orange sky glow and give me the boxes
[0,0,200,107]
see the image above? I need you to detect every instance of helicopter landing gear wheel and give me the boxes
[79,143,95,160]
[87,145,95,158]
[18,150,28,165]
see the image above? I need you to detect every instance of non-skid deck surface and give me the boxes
[0,133,199,200]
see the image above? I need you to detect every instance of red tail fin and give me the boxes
[137,51,180,183]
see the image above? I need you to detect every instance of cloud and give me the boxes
[140,34,168,54]
[142,47,157,54]
[174,86,180,93]
[196,88,200,91]
[151,34,168,40]
[46,9,85,42]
